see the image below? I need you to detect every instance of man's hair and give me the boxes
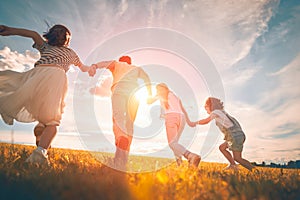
[119,56,132,64]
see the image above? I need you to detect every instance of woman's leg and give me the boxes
[34,123,45,146]
[38,125,57,150]
[26,125,56,165]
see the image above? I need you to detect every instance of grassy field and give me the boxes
[0,143,299,200]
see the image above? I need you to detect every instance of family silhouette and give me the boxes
[0,24,255,172]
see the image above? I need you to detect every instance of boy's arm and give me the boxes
[197,116,212,125]
[0,25,44,46]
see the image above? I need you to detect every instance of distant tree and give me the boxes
[287,161,296,168]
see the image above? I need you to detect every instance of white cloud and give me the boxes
[177,0,278,70]
[223,65,261,87]
[0,47,38,72]
[118,0,128,16]
[260,53,300,109]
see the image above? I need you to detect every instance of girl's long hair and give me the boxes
[156,83,170,109]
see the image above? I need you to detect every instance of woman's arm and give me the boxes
[0,25,44,46]
[77,64,96,77]
[79,60,116,77]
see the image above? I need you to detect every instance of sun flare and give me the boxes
[134,86,150,102]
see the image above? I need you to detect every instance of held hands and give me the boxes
[186,120,198,127]
[147,96,155,104]
[190,121,198,127]
[88,64,97,77]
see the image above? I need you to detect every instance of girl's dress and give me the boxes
[159,92,187,159]
[0,41,83,126]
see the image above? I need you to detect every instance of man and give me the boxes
[92,56,152,170]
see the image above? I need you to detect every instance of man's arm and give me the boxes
[138,68,152,97]
[93,60,116,70]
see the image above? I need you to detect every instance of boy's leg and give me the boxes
[219,142,235,165]
[232,151,254,171]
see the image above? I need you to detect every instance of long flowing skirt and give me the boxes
[0,66,67,126]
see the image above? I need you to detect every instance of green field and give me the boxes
[0,143,299,200]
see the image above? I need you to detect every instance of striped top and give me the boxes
[33,42,83,72]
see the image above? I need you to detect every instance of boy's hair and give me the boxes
[205,97,224,111]
[119,56,132,65]
[43,24,71,47]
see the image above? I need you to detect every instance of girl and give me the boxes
[147,83,201,168]
[189,97,254,171]
[0,24,96,165]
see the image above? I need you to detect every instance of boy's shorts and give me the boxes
[228,134,245,152]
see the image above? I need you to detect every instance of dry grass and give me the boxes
[0,143,299,200]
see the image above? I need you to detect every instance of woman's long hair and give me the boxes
[43,24,71,47]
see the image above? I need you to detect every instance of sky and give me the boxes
[0,0,300,165]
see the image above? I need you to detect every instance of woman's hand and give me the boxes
[0,25,43,45]
[0,25,12,36]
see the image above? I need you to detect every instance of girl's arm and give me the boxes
[0,25,44,46]
[179,100,194,127]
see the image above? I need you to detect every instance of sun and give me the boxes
[134,86,150,102]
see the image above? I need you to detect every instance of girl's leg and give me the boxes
[219,142,235,165]
[232,151,254,171]
[166,114,186,158]
[38,125,57,150]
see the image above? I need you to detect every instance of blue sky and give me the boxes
[0,0,299,164]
